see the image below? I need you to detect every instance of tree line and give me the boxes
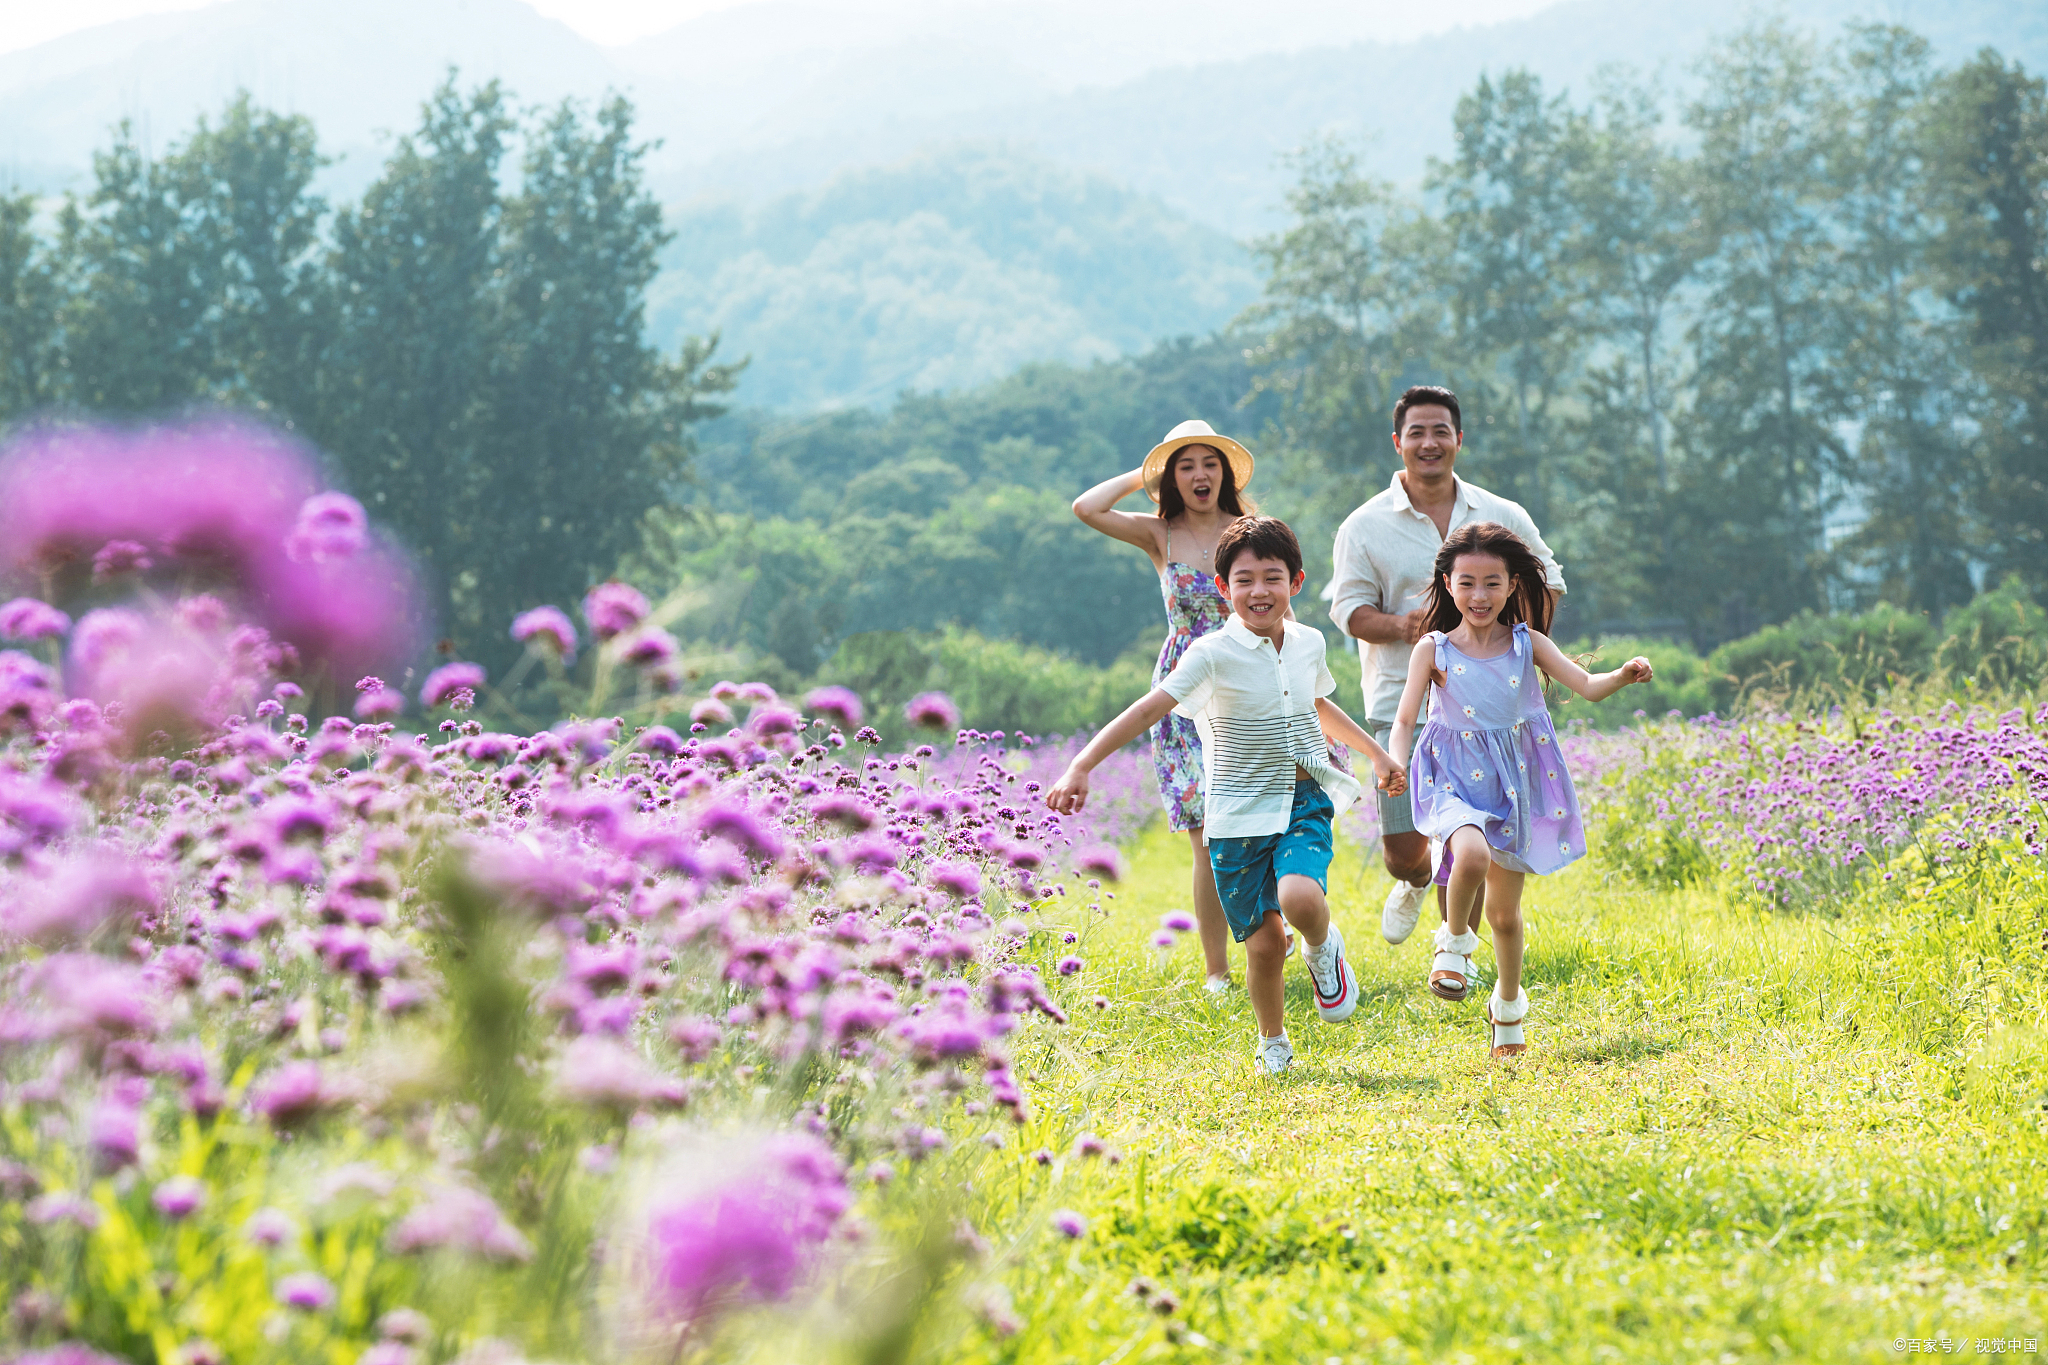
[0,80,739,673]
[1252,22,2047,647]
[1,20,2043,703]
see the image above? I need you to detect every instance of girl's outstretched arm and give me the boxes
[1388,638,1436,767]
[1072,469,1164,560]
[1044,688,1178,813]
[1529,631,1653,702]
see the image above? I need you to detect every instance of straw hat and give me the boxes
[1140,419,1255,503]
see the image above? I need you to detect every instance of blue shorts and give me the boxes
[1206,779,1335,943]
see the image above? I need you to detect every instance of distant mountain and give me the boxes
[3,0,2043,408]
[647,144,1258,409]
[640,0,2048,236]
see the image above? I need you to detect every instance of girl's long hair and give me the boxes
[1422,522,1553,637]
[1156,444,1254,524]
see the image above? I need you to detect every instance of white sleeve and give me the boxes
[1501,501,1566,594]
[1160,639,1214,716]
[1322,512,1383,638]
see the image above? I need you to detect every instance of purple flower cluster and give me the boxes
[1574,702,2048,904]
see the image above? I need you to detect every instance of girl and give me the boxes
[1389,522,1652,1058]
[1072,419,1256,990]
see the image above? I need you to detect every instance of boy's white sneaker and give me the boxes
[1255,1034,1294,1076]
[1304,925,1358,1022]
[1381,878,1429,944]
[1203,974,1232,993]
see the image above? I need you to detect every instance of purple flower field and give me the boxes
[0,424,1163,1363]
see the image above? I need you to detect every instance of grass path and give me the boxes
[941,822,2048,1363]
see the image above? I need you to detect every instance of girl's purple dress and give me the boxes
[1151,550,1230,831]
[1410,622,1585,876]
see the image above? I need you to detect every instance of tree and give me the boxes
[1823,25,1978,616]
[1429,70,1589,531]
[314,79,516,643]
[1925,50,2048,595]
[0,191,61,421]
[1677,21,1846,640]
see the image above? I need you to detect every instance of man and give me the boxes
[1323,385,1566,949]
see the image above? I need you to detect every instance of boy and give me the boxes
[1045,516,1405,1075]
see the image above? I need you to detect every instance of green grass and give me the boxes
[919,823,2048,1363]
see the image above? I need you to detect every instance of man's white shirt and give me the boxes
[1323,471,1566,724]
[1158,616,1363,840]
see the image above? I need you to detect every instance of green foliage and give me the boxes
[0,79,737,674]
[1704,602,1938,710]
[1552,634,1715,729]
[1935,576,2048,688]
[818,629,1155,748]
[1250,21,2048,648]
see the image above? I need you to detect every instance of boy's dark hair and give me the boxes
[1421,521,1553,636]
[1393,384,1462,435]
[1213,515,1302,583]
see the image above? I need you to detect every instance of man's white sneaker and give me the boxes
[1381,878,1429,944]
[1304,925,1358,1023]
[1255,1034,1294,1076]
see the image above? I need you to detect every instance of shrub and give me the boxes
[1705,603,1937,711]
[1552,635,1714,729]
[1935,576,2048,691]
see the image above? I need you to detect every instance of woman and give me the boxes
[1072,418,1257,991]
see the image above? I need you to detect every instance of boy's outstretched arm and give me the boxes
[1529,631,1653,702]
[1388,638,1436,767]
[1313,697,1406,794]
[1045,689,1178,814]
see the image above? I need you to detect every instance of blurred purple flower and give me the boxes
[639,726,684,756]
[1160,911,1197,933]
[553,1036,684,1111]
[747,703,801,738]
[928,861,981,899]
[152,1175,208,1220]
[615,625,678,667]
[90,538,153,580]
[1056,956,1084,976]
[511,605,578,663]
[276,1272,335,1311]
[689,698,733,727]
[639,1133,850,1331]
[286,492,368,563]
[696,801,784,862]
[1076,846,1125,881]
[389,1182,533,1263]
[803,686,863,728]
[583,582,650,640]
[4,849,156,946]
[250,1061,338,1130]
[11,1345,131,1365]
[1051,1209,1087,1238]
[244,1207,297,1247]
[904,691,961,731]
[0,596,70,641]
[355,686,405,721]
[421,662,486,708]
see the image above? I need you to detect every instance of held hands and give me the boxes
[1372,753,1407,797]
[1044,766,1090,814]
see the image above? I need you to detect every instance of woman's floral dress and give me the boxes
[1151,558,1230,830]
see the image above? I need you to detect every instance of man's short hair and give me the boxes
[1394,384,1462,435]
[1214,515,1303,582]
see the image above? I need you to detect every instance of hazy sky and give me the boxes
[0,0,1558,54]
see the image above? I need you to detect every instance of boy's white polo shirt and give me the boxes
[1159,616,1363,840]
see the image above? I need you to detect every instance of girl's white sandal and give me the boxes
[1487,989,1528,1060]
[1428,927,1478,1002]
